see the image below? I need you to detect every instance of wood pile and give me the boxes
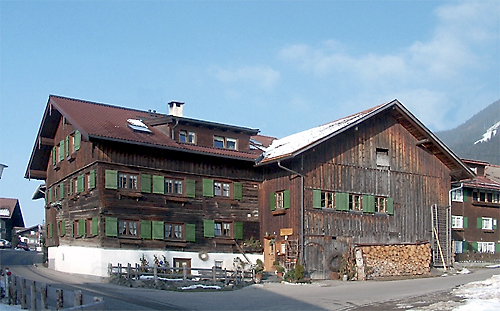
[357,243,431,279]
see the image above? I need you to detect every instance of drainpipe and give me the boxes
[277,160,305,265]
[171,119,179,140]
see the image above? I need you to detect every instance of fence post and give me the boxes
[108,263,112,276]
[30,280,36,310]
[127,263,131,280]
[74,290,82,306]
[118,263,122,278]
[153,264,158,289]
[224,269,227,285]
[56,289,63,310]
[11,275,17,305]
[182,266,187,284]
[20,277,26,309]
[212,266,216,284]
[41,283,47,310]
[135,263,139,280]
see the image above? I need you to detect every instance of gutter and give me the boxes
[277,160,305,266]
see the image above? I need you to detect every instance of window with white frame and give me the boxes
[349,194,362,211]
[482,217,493,230]
[452,215,464,229]
[165,179,183,195]
[214,182,230,197]
[477,242,495,253]
[454,241,463,253]
[118,173,138,190]
[213,136,237,150]
[375,197,387,213]
[451,189,463,202]
[321,191,335,208]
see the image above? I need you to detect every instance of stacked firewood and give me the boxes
[357,243,431,279]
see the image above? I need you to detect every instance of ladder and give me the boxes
[285,239,299,271]
[431,204,451,269]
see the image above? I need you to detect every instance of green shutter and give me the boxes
[233,182,243,200]
[61,220,66,236]
[69,180,73,196]
[59,140,64,162]
[152,221,164,240]
[152,175,164,194]
[185,179,196,198]
[79,219,85,237]
[141,220,152,239]
[477,217,483,229]
[89,170,96,189]
[185,223,196,242]
[463,217,468,228]
[462,241,468,251]
[48,188,53,203]
[336,192,349,211]
[48,223,53,239]
[141,174,152,193]
[313,190,321,208]
[363,195,375,213]
[105,217,118,237]
[463,189,468,202]
[60,182,65,200]
[233,222,243,240]
[77,174,84,193]
[74,130,81,151]
[472,242,478,252]
[270,192,276,211]
[203,219,215,237]
[65,136,69,157]
[92,217,98,236]
[52,146,56,165]
[70,221,74,237]
[386,197,394,215]
[284,190,290,209]
[105,170,118,189]
[203,179,214,197]
[493,219,497,230]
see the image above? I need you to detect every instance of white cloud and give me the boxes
[209,65,280,90]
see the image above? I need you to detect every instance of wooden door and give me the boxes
[263,238,276,271]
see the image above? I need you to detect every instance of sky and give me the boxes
[0,0,499,228]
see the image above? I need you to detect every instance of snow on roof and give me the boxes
[262,104,384,162]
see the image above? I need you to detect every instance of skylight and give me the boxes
[127,119,152,133]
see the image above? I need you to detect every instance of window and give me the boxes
[214,221,231,237]
[179,131,187,142]
[118,173,138,190]
[452,215,464,229]
[454,241,463,254]
[487,192,493,203]
[214,136,224,148]
[375,197,387,213]
[214,182,230,197]
[213,136,237,150]
[188,132,196,144]
[179,131,196,144]
[480,191,486,202]
[203,220,243,239]
[275,191,285,210]
[493,193,500,203]
[165,223,184,240]
[451,189,463,202]
[119,220,138,236]
[376,148,390,168]
[349,194,362,211]
[482,217,493,230]
[477,242,495,253]
[214,260,223,269]
[321,191,335,208]
[165,179,183,195]
[473,190,479,201]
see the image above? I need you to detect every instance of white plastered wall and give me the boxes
[48,246,263,277]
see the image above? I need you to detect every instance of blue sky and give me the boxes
[1,0,499,227]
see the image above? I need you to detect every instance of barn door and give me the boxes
[305,243,325,279]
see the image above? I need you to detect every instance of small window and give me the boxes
[477,242,495,253]
[165,179,183,195]
[487,192,493,203]
[451,189,463,202]
[375,197,387,213]
[473,190,479,201]
[321,191,335,208]
[454,241,463,254]
[119,173,138,190]
[165,223,184,240]
[452,215,464,229]
[482,217,493,230]
[376,148,390,168]
[349,194,362,211]
[275,191,285,210]
[493,193,499,203]
[214,136,224,148]
[214,182,230,197]
[226,138,237,150]
[480,191,486,202]
[179,131,187,142]
[214,260,223,269]
[119,220,138,236]
[214,221,231,237]
[188,132,196,144]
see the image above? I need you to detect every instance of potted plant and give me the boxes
[254,259,264,283]
[273,261,285,277]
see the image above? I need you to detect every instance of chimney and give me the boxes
[168,101,184,117]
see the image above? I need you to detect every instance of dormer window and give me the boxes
[213,136,237,150]
[127,119,152,133]
[180,131,196,144]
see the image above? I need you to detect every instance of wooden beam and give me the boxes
[39,137,55,147]
[28,170,47,179]
[416,139,431,146]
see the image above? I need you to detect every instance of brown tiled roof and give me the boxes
[462,176,500,192]
[50,95,260,161]
[0,198,19,219]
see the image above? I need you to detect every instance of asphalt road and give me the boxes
[2,249,499,310]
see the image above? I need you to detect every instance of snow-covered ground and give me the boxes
[453,274,500,311]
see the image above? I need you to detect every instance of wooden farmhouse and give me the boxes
[255,100,474,279]
[451,159,500,261]
[0,198,25,242]
[25,95,266,277]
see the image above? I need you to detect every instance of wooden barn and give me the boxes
[25,95,265,276]
[451,159,500,261]
[256,100,474,279]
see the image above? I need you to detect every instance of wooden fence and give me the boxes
[3,273,104,310]
[108,263,255,288]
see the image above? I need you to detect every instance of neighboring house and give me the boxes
[451,159,500,261]
[255,100,474,279]
[25,95,264,277]
[14,225,43,251]
[0,198,25,242]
